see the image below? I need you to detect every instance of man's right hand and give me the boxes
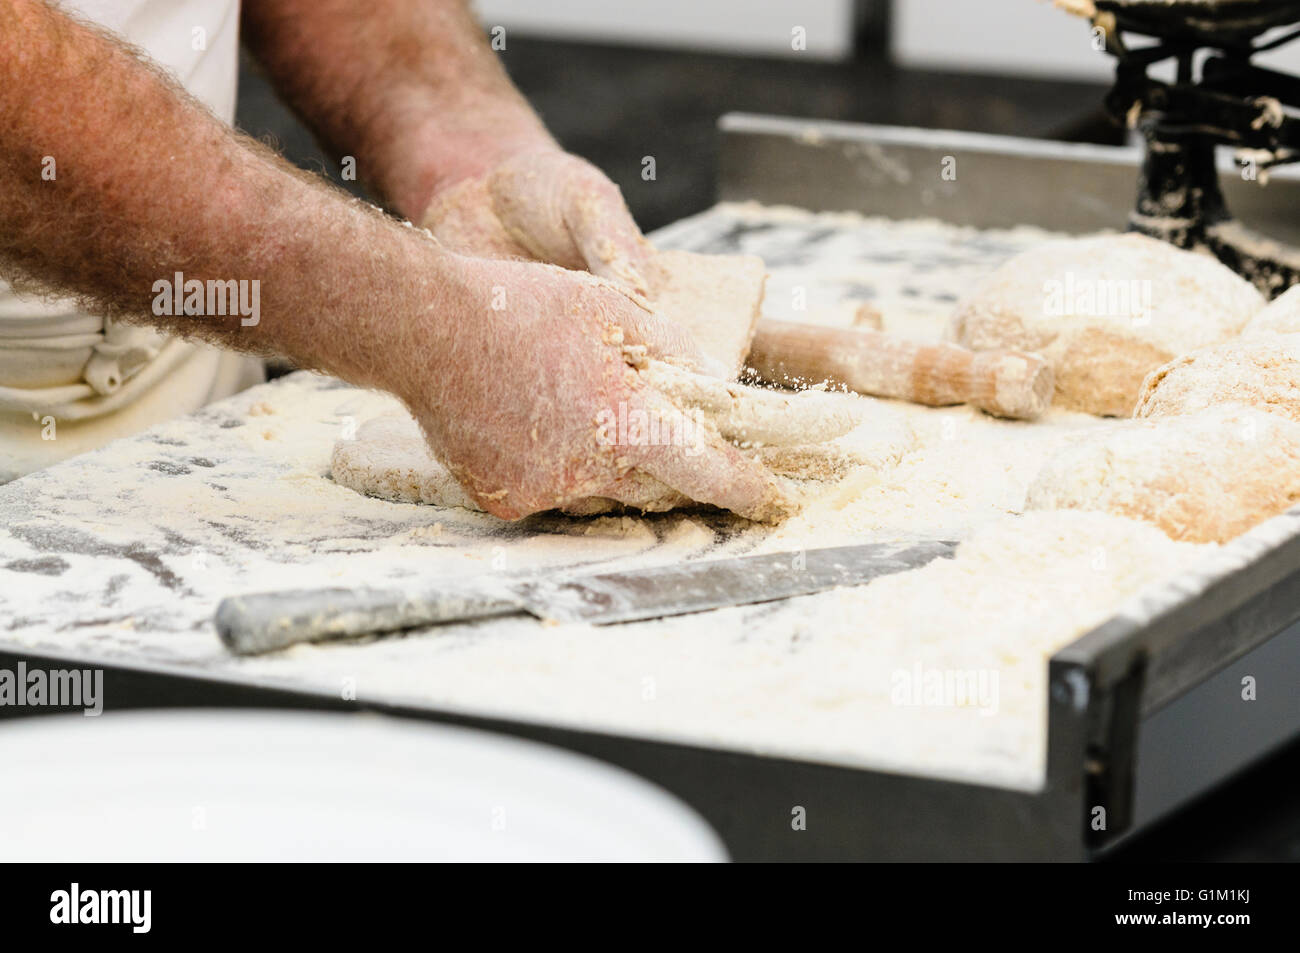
[401,253,792,521]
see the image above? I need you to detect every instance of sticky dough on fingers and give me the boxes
[638,359,865,447]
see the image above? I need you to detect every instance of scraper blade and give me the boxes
[216,540,957,655]
[512,539,958,625]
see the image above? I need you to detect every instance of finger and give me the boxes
[640,359,865,445]
[564,185,654,298]
[609,304,723,375]
[618,391,796,523]
[488,151,654,295]
[487,153,589,270]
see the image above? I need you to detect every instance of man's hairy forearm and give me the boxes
[0,2,778,521]
[0,0,457,392]
[243,0,552,221]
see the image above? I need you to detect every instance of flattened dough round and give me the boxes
[948,234,1263,416]
[331,415,483,511]
[331,408,914,516]
[1025,404,1300,542]
[1136,333,1300,424]
[330,415,685,515]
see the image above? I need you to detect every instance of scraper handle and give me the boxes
[747,319,1054,420]
[215,587,522,656]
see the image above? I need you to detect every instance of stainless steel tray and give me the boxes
[729,114,1300,856]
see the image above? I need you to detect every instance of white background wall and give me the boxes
[893,0,1300,81]
[471,0,857,60]
[473,1,1300,80]
[894,0,1111,79]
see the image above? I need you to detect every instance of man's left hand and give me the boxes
[419,146,654,297]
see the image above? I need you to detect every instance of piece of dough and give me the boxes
[332,397,907,517]
[1025,404,1300,542]
[331,415,689,516]
[1135,333,1300,424]
[331,355,870,518]
[1240,283,1300,338]
[640,359,863,446]
[331,415,484,511]
[948,233,1263,416]
[643,250,766,378]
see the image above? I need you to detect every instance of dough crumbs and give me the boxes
[851,301,885,330]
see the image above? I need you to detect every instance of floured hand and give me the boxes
[420,146,655,297]
[401,254,793,522]
[419,148,771,381]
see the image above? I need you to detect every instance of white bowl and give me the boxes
[0,709,725,862]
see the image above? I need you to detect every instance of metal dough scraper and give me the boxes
[216,539,957,656]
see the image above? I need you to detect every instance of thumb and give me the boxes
[606,292,729,378]
[564,184,654,298]
[486,150,655,296]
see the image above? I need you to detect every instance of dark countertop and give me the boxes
[235,37,1121,231]
[229,37,1297,863]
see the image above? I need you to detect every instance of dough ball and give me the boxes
[1240,283,1300,338]
[948,234,1263,417]
[1136,334,1300,424]
[1025,404,1300,542]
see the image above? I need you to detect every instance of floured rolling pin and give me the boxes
[746,319,1054,420]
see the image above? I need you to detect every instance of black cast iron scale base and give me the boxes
[1093,0,1300,295]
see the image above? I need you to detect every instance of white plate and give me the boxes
[0,709,726,862]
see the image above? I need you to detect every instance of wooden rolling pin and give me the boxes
[747,319,1054,420]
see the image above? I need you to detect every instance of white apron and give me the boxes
[0,0,263,482]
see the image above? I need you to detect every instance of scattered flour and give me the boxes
[0,202,1252,792]
[233,508,1213,790]
[295,204,1234,787]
